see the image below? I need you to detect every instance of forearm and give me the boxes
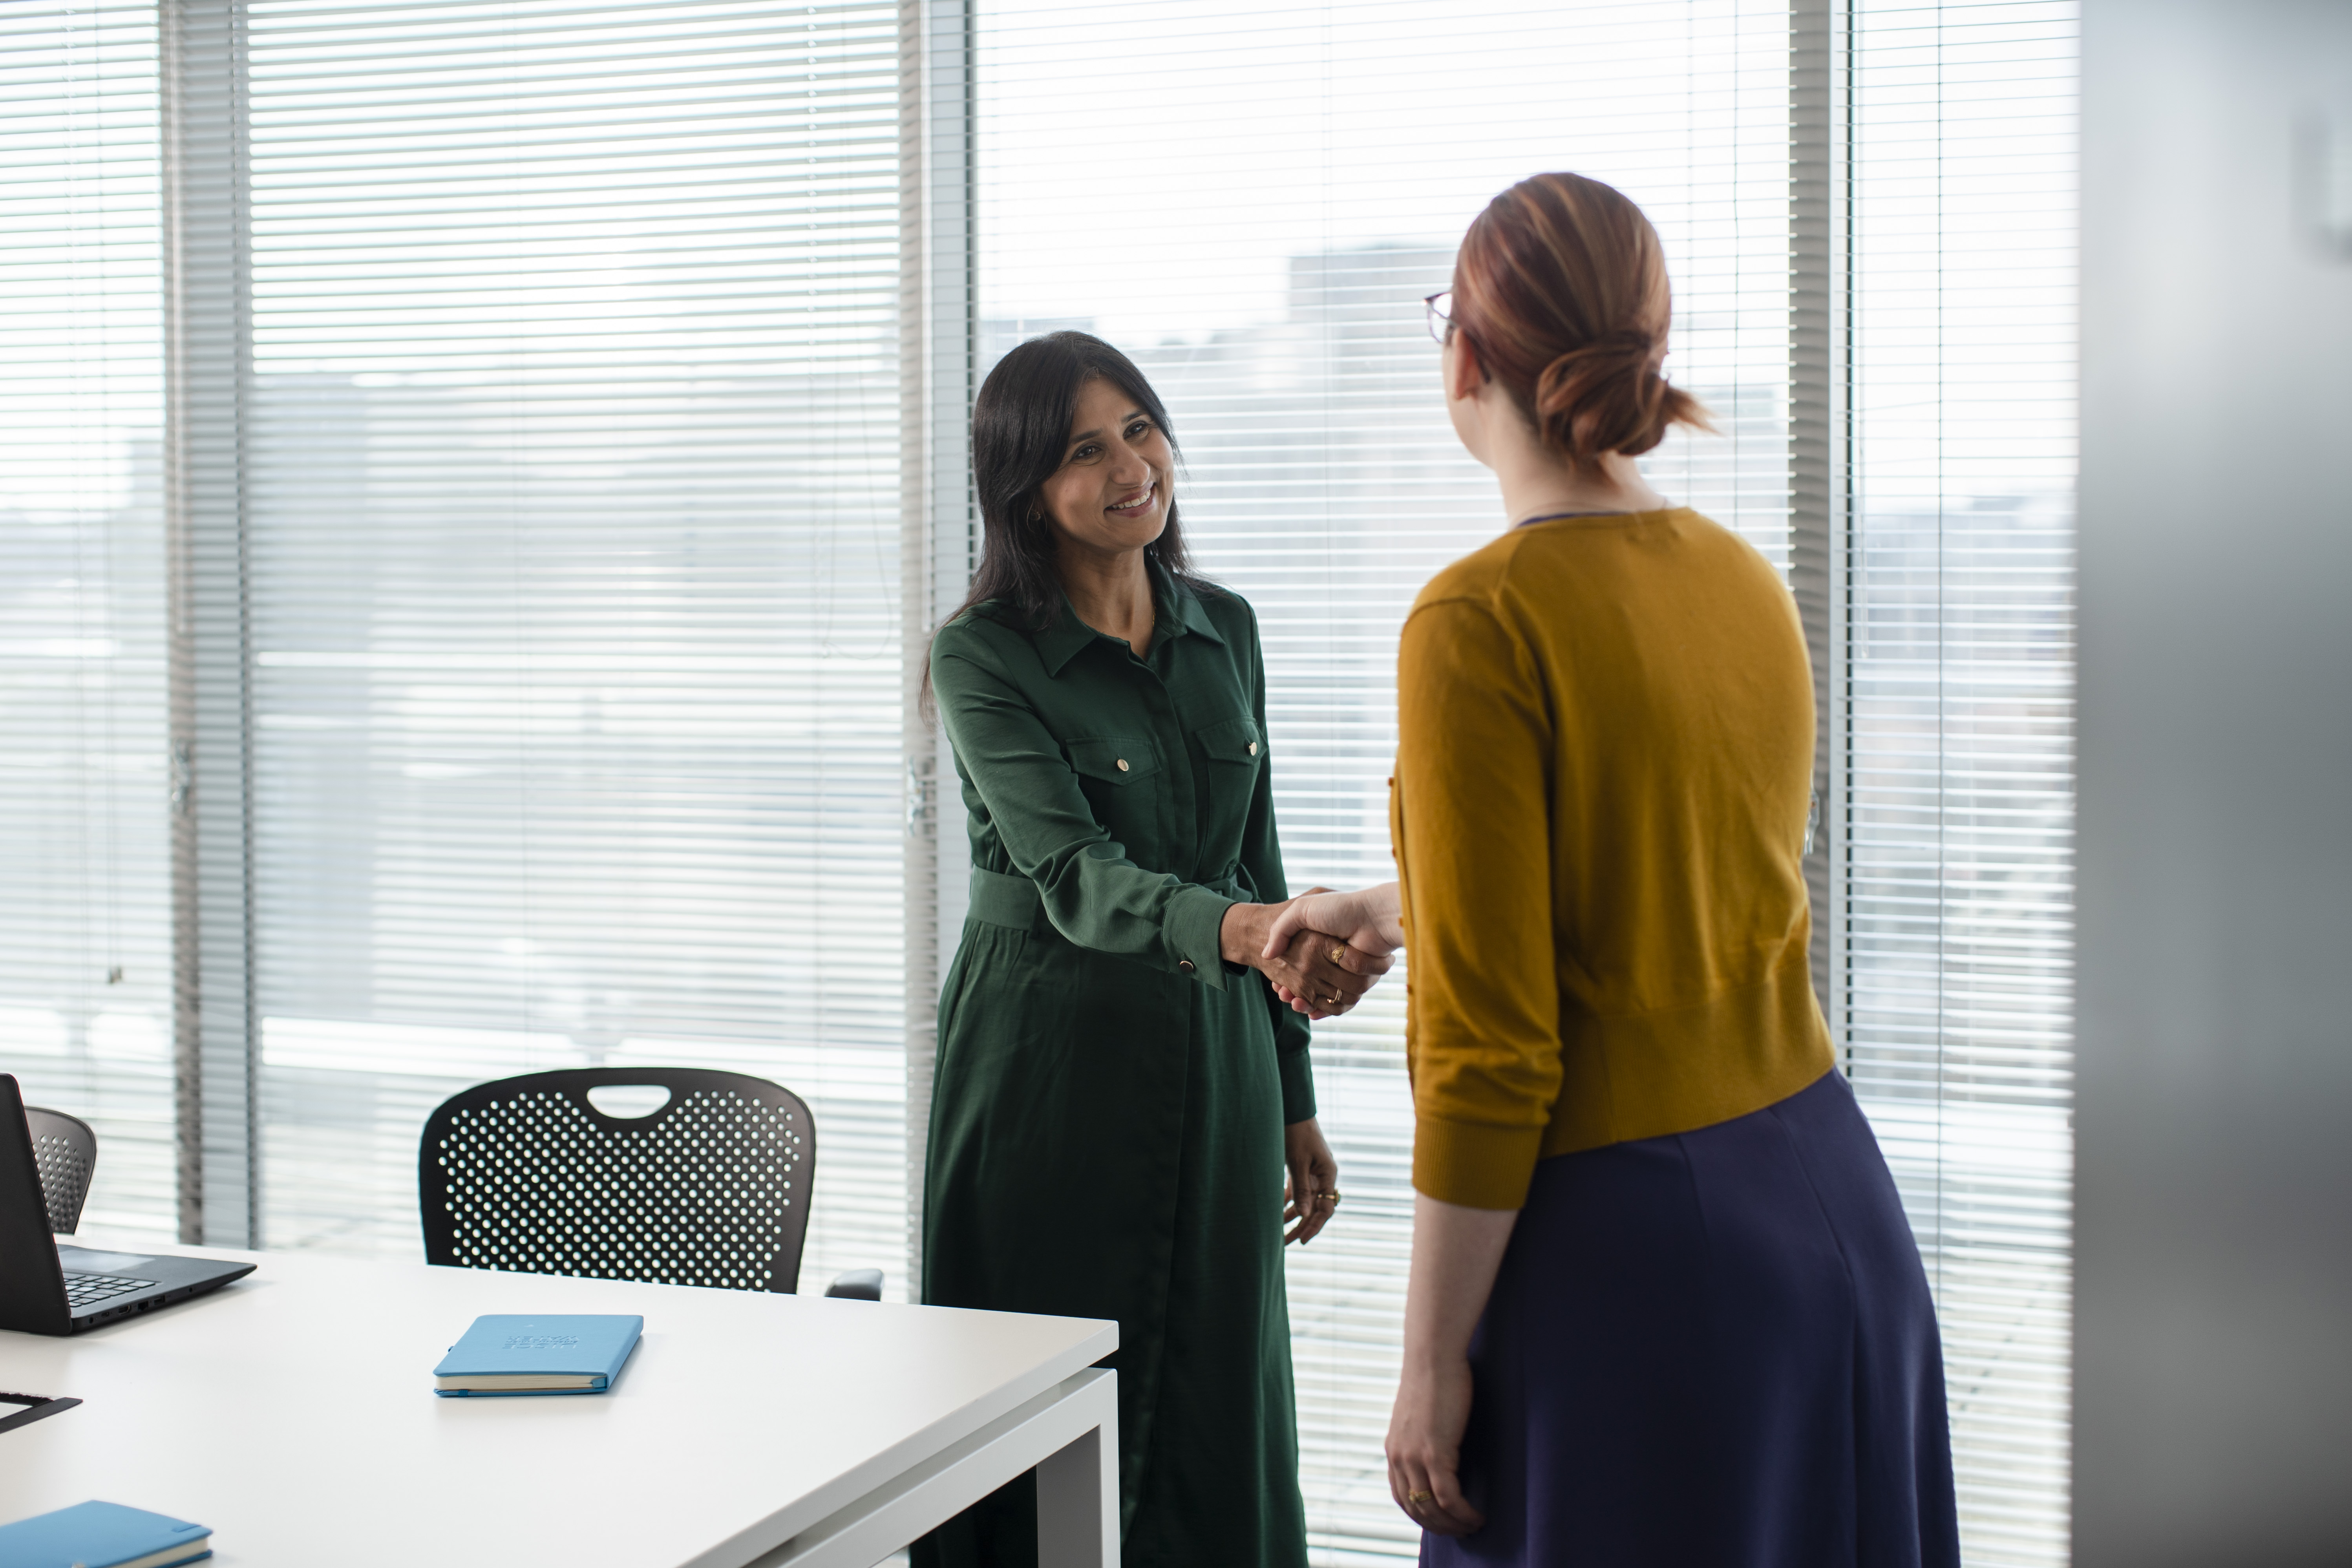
[1402,1192,1519,1367]
[1026,846,1234,976]
[1220,900,1280,966]
[1356,881,1406,950]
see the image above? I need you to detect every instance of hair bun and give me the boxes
[1532,329,1674,462]
[1452,173,1713,463]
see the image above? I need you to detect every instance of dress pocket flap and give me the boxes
[1065,736,1159,784]
[1196,716,1263,762]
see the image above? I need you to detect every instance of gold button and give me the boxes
[1116,758,1130,772]
[1178,959,1196,974]
[1247,741,1259,756]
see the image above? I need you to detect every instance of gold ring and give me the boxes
[1328,945,1347,965]
[1406,1489,1435,1506]
[1319,1191,1341,1204]
[1323,992,1342,1005]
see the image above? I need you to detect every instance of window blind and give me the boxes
[5,4,2080,1558]
[974,3,1797,1557]
[0,0,176,1242]
[229,0,910,1290]
[1845,4,2076,1563]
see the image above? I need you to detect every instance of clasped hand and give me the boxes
[1217,885,1403,1022]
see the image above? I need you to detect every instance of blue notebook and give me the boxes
[0,1500,212,1568]
[433,1313,643,1396]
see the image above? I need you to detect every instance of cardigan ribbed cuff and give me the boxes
[1411,1113,1542,1211]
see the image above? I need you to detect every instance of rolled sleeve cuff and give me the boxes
[1278,1045,1316,1124]
[1165,885,1236,991]
[1411,1113,1542,1210]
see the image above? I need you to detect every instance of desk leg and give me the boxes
[744,1368,1119,1568]
[1034,1375,1119,1568]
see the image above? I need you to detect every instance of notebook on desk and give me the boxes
[434,1314,644,1395]
[0,1499,212,1568]
[0,1075,254,1337]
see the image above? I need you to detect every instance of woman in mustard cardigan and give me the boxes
[1266,174,1961,1566]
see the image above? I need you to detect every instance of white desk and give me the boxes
[0,1241,1119,1568]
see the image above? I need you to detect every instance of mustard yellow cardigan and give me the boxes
[1392,508,1834,1210]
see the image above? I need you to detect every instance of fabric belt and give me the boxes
[967,864,1252,934]
[968,866,1046,932]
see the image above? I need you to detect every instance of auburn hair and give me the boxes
[1451,172,1711,462]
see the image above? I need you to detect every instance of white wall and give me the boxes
[2078,2,2352,1562]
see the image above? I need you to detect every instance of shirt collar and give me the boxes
[1033,559,1224,677]
[1033,604,1098,677]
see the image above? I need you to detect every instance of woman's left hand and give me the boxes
[1282,1117,1341,1245]
[1387,1352,1484,1536]
[1388,1192,1515,1537]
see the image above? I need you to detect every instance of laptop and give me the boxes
[0,1074,254,1335]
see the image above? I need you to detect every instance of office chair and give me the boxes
[24,1106,96,1235]
[418,1067,881,1299]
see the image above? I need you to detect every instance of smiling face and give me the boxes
[1034,375,1175,564]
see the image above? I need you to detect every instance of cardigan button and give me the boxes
[1178,959,1197,975]
[1117,758,1131,772]
[1247,741,1259,755]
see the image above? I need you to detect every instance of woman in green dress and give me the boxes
[914,332,1387,1568]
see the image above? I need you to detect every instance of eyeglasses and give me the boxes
[1424,290,1456,345]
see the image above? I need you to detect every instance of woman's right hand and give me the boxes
[1221,897,1390,1016]
[1263,883,1405,961]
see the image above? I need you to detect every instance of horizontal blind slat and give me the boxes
[0,0,177,1241]
[235,0,909,1294]
[1845,2,2078,1557]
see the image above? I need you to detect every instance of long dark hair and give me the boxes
[923,332,1213,709]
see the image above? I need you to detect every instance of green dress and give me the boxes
[914,568,1314,1568]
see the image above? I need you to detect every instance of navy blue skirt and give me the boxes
[1423,1069,1961,1568]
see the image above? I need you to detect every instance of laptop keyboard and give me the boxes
[62,1271,158,1309]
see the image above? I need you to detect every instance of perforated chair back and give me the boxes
[24,1107,95,1235]
[418,1068,815,1293]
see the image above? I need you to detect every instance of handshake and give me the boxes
[1217,883,1407,1022]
